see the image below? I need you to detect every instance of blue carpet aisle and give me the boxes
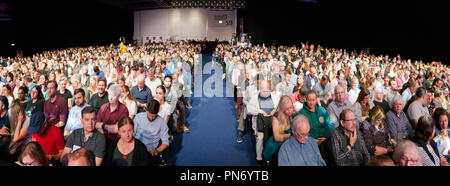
[170,54,257,166]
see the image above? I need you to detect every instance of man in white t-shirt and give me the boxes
[145,68,162,98]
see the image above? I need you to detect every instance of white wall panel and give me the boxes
[134,8,236,44]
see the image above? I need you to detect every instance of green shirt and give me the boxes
[299,104,332,139]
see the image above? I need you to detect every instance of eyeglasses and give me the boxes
[344,118,357,122]
[294,131,309,139]
[401,157,419,166]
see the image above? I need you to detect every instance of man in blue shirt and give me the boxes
[305,66,319,91]
[25,77,37,101]
[131,75,152,113]
[278,114,326,166]
[133,99,169,165]
[313,75,331,107]
[93,66,104,78]
[64,88,90,138]
[402,81,417,103]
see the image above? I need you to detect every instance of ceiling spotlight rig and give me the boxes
[170,0,245,9]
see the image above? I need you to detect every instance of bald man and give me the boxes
[67,148,96,166]
[278,114,326,166]
[254,80,280,165]
[131,75,153,113]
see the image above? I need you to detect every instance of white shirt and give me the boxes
[348,88,361,105]
[6,96,14,108]
[120,97,137,116]
[158,102,171,119]
[145,77,162,97]
[310,76,316,89]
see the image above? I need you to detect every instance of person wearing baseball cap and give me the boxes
[29,112,65,164]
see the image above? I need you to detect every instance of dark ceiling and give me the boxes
[97,0,171,10]
[96,0,245,10]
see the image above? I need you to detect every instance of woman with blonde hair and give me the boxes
[263,95,294,165]
[361,106,394,156]
[88,76,98,96]
[120,85,138,120]
[7,102,32,160]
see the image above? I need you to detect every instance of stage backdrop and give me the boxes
[134,8,236,44]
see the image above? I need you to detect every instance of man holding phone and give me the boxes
[329,109,370,166]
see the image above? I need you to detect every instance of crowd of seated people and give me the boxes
[0,41,199,166]
[1,39,450,166]
[223,42,450,166]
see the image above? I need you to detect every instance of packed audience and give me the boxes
[0,39,449,166]
[0,42,199,166]
[225,42,450,166]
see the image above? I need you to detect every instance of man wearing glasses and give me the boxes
[278,114,326,166]
[392,140,421,166]
[329,109,370,166]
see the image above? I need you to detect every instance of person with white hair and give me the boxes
[373,87,390,113]
[96,84,129,144]
[327,85,355,128]
[392,140,421,166]
[386,95,414,143]
[80,66,90,88]
[385,78,401,106]
[278,114,326,166]
[131,74,153,113]
[348,77,360,105]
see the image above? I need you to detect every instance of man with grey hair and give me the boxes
[131,74,152,113]
[96,84,129,144]
[392,140,421,166]
[278,114,326,166]
[80,66,90,88]
[327,85,354,128]
[386,95,413,143]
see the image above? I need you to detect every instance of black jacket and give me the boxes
[412,138,440,165]
[103,138,152,166]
